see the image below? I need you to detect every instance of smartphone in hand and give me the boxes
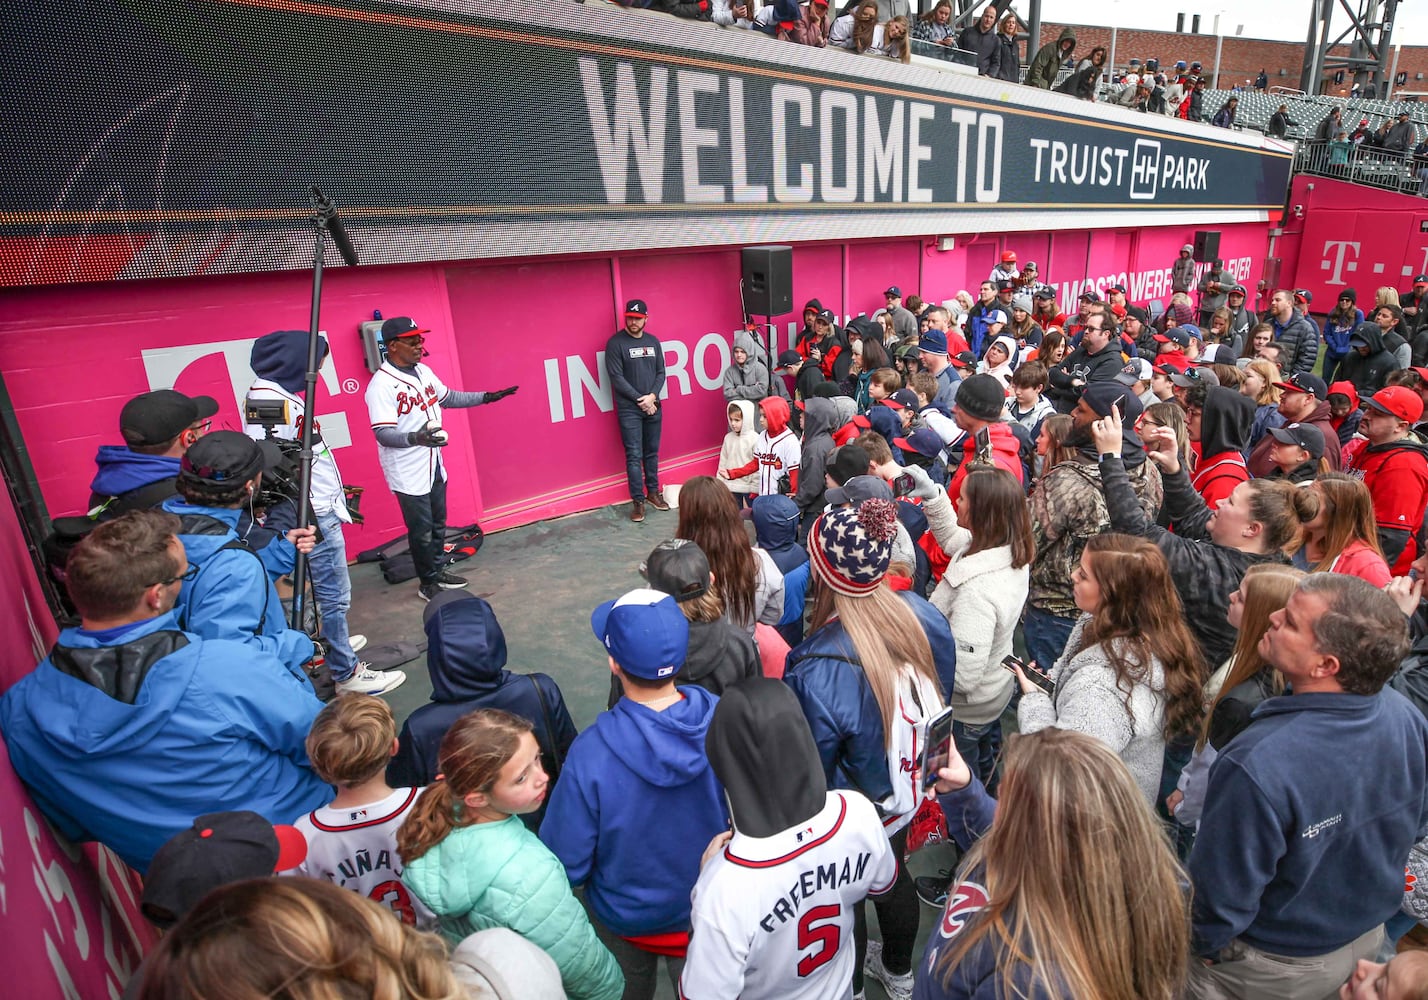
[921,706,955,788]
[1002,654,1054,695]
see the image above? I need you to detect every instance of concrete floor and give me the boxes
[344,499,952,1000]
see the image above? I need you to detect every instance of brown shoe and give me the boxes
[645,492,671,512]
[630,500,646,523]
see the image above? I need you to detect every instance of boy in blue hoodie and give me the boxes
[541,589,726,1000]
[751,494,810,646]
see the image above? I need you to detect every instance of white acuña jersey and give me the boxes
[291,786,436,930]
[678,791,896,1000]
[364,361,450,495]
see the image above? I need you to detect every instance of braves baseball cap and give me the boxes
[1169,367,1219,388]
[826,474,894,507]
[1227,284,1247,296]
[884,285,902,298]
[380,316,429,342]
[1196,343,1238,366]
[880,388,920,411]
[624,299,649,318]
[996,278,1016,292]
[1274,372,1328,399]
[1109,283,1127,295]
[1154,328,1191,348]
[641,539,711,604]
[591,588,688,679]
[1293,289,1313,305]
[1033,287,1056,300]
[141,812,307,928]
[1415,275,1428,285]
[816,308,836,326]
[1365,385,1426,423]
[180,430,275,486]
[1001,250,1017,263]
[986,309,1009,326]
[1116,358,1154,385]
[1412,366,1428,382]
[950,351,978,370]
[1268,422,1326,460]
[895,427,945,458]
[119,389,220,448]
[1078,290,1101,303]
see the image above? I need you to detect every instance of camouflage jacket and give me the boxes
[1028,456,1163,616]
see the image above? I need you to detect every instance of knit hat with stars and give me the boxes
[808,499,900,596]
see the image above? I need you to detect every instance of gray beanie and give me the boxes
[1011,294,1033,314]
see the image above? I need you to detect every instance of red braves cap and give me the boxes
[1366,386,1425,423]
[1411,367,1428,382]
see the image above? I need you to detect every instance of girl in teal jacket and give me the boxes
[398,709,622,1000]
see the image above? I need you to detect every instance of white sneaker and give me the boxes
[335,665,406,696]
[349,634,367,653]
[864,940,913,1000]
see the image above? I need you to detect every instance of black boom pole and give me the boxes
[290,186,358,631]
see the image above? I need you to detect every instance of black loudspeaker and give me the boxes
[741,245,794,317]
[1192,230,1221,264]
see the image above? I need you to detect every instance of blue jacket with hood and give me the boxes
[388,591,577,830]
[784,594,956,804]
[89,448,181,511]
[0,612,329,874]
[752,495,809,640]
[161,498,314,680]
[540,685,726,936]
[1189,688,1428,957]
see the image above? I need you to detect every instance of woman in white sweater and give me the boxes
[917,464,1033,794]
[1015,533,1205,803]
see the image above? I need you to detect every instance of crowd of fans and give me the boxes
[3,240,1428,999]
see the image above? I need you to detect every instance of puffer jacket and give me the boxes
[1024,27,1074,90]
[1029,456,1163,617]
[1017,615,1169,803]
[403,818,623,1000]
[1100,456,1289,668]
[924,488,1026,725]
[1272,309,1320,375]
[783,594,956,804]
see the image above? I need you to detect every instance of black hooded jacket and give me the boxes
[250,329,324,394]
[706,678,826,837]
[388,592,577,828]
[1338,321,1400,397]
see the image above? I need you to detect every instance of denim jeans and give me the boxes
[395,475,448,585]
[617,404,662,501]
[307,509,357,681]
[953,718,1004,796]
[1022,605,1076,674]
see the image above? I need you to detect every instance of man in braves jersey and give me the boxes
[680,679,895,1000]
[247,329,402,696]
[365,317,517,602]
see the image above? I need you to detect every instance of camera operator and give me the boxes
[160,431,320,688]
[246,330,404,696]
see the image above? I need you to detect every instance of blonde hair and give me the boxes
[306,694,396,787]
[936,729,1190,1000]
[1144,402,1193,474]
[397,710,532,863]
[809,580,938,747]
[1199,564,1304,749]
[1243,359,1282,405]
[139,877,463,999]
[1377,285,1401,308]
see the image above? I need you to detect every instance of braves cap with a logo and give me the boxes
[380,316,429,342]
[1365,385,1426,424]
[141,811,307,928]
[1274,372,1328,399]
[591,588,689,679]
[1268,422,1326,460]
[624,299,649,318]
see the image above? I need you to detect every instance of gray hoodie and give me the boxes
[722,330,775,402]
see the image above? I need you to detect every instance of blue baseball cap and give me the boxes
[591,588,689,680]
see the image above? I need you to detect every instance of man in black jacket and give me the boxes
[1266,104,1297,138]
[958,5,1001,77]
[1046,313,1124,412]
[605,299,669,523]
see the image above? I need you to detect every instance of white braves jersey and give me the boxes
[754,429,801,496]
[679,791,897,1000]
[291,787,436,929]
[365,361,450,494]
[244,379,349,520]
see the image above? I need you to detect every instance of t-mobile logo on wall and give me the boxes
[139,337,353,449]
[1320,239,1428,286]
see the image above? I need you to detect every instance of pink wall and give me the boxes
[1283,175,1428,310]
[0,221,1272,545]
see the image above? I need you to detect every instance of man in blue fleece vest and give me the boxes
[540,589,725,1000]
[1187,573,1428,999]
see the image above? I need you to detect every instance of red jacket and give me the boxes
[922,423,1025,581]
[1192,450,1250,511]
[1349,436,1428,574]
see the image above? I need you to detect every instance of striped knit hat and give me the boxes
[808,499,899,596]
